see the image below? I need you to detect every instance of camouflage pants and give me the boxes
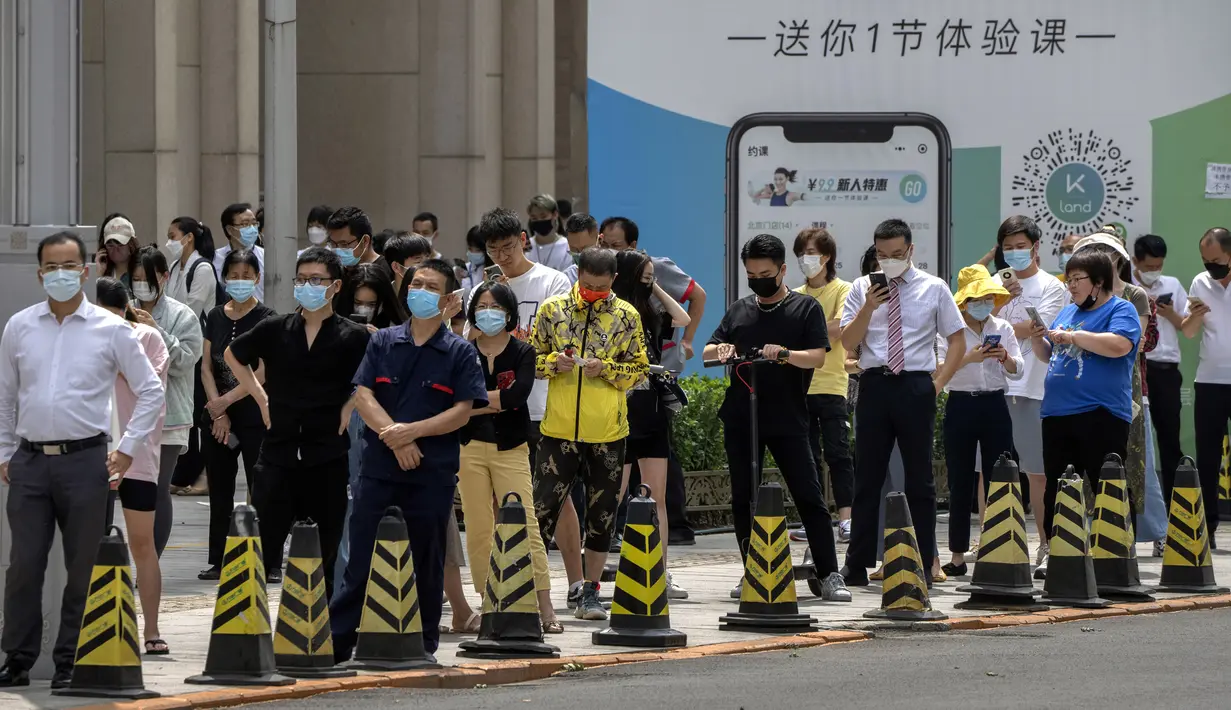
[533,436,627,553]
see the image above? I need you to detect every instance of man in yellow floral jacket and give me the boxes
[530,246,648,620]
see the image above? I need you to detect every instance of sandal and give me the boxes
[459,612,481,634]
[869,567,885,581]
[541,618,564,634]
[144,639,170,655]
[932,568,948,583]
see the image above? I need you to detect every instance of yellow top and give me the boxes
[795,278,852,397]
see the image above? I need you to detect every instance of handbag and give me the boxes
[1135,398,1168,542]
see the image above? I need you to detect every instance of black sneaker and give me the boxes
[840,565,870,587]
[574,581,608,621]
[0,661,29,687]
[197,565,221,581]
[668,529,696,546]
[50,667,72,690]
[267,568,283,584]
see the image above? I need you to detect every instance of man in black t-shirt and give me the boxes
[703,234,851,603]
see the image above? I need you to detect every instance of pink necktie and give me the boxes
[886,277,905,374]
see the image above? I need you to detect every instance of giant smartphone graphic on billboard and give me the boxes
[588,0,1231,385]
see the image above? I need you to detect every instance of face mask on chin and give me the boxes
[1077,286,1101,310]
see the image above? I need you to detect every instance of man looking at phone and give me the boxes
[562,213,600,283]
[1182,227,1231,542]
[990,215,1069,559]
[1131,234,1189,511]
[840,219,966,586]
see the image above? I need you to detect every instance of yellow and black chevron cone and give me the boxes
[865,493,947,621]
[1043,468,1112,608]
[274,522,357,678]
[186,505,295,687]
[957,453,1045,611]
[1090,454,1155,601]
[1218,436,1231,522]
[1158,457,1229,594]
[52,527,158,700]
[595,485,688,648]
[350,506,441,671]
[720,483,818,632]
[460,492,561,658]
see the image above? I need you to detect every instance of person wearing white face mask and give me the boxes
[297,204,334,258]
[791,228,855,543]
[935,265,1022,576]
[165,216,221,317]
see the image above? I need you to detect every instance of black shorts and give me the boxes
[118,478,157,512]
[625,428,670,463]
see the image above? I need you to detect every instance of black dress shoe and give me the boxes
[941,562,968,577]
[198,565,221,581]
[668,530,697,546]
[0,662,29,687]
[50,668,72,689]
[840,565,870,586]
[267,568,283,584]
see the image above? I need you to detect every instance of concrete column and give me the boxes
[101,0,179,241]
[80,0,106,224]
[199,0,260,232]
[177,0,202,220]
[297,0,419,237]
[502,0,555,211]
[554,0,587,212]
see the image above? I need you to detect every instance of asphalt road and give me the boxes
[251,609,1230,710]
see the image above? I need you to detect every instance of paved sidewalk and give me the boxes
[4,489,1230,709]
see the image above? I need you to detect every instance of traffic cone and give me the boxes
[1043,468,1112,608]
[52,527,158,700]
[459,493,561,658]
[1090,454,1155,601]
[186,505,294,686]
[864,493,946,621]
[594,485,687,647]
[719,483,818,632]
[1158,457,1229,594]
[350,507,441,671]
[957,453,1045,611]
[1218,436,1231,522]
[274,522,356,678]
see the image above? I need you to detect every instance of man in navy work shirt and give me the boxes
[330,259,487,662]
[225,247,370,595]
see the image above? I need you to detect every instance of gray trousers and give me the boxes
[3,445,109,670]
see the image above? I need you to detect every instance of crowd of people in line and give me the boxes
[0,197,1228,687]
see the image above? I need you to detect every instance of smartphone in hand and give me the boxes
[869,272,889,290]
[982,334,1002,349]
[1156,293,1173,306]
[1025,306,1047,329]
[485,264,503,280]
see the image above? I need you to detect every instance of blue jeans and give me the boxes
[334,408,366,592]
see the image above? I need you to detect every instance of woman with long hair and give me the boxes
[611,249,691,598]
[749,167,805,206]
[335,262,408,330]
[165,216,220,316]
[96,277,171,654]
[96,213,141,292]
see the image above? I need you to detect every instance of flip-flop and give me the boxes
[452,612,481,634]
[144,639,170,655]
[541,619,564,634]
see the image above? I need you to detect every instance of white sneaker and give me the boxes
[820,572,852,602]
[837,519,851,543]
[666,572,689,600]
[1152,540,1164,557]
[730,579,743,599]
[1035,541,1049,567]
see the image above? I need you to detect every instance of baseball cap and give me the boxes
[103,216,135,245]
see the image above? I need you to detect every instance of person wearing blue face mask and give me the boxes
[935,265,1022,577]
[1056,233,1083,279]
[212,202,266,302]
[325,205,386,274]
[223,246,371,597]
[330,259,487,664]
[459,225,492,294]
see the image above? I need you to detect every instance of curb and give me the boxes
[73,594,1231,710]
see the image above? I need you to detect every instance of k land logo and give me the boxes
[1046,163,1105,224]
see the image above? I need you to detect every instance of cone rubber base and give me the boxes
[348,654,441,672]
[184,672,295,687]
[792,563,816,581]
[457,639,561,658]
[53,687,160,700]
[954,587,1047,612]
[1095,584,1155,602]
[718,612,818,633]
[1043,594,1114,609]
[863,608,948,621]
[592,626,687,648]
[1154,583,1229,595]
[276,665,358,679]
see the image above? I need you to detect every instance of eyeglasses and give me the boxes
[231,220,258,229]
[1065,275,1090,290]
[292,276,332,287]
[39,263,84,275]
[486,242,520,259]
[328,237,360,249]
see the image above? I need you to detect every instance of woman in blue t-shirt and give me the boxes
[1028,249,1142,540]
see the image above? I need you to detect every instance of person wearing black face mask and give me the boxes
[524,194,572,271]
[703,234,851,602]
[1182,227,1231,542]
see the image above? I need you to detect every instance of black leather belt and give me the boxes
[948,390,1005,398]
[21,433,109,456]
[1145,361,1179,370]
[863,367,930,378]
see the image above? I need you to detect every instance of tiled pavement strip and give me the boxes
[5,483,1231,709]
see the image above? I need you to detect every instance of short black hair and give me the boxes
[134,245,170,290]
[1203,227,1231,253]
[466,281,519,333]
[383,233,434,265]
[413,258,459,293]
[296,245,344,282]
[222,248,261,279]
[873,218,912,244]
[1065,249,1116,290]
[306,204,333,227]
[465,225,484,251]
[997,215,1042,246]
[566,213,598,234]
[1134,234,1167,260]
[599,216,639,246]
[38,230,87,264]
[171,216,217,260]
[96,276,136,321]
[412,212,439,232]
[255,207,264,232]
[372,229,396,256]
[221,202,252,230]
[478,207,524,244]
[577,246,618,278]
[859,245,879,276]
[740,233,786,266]
[326,206,373,241]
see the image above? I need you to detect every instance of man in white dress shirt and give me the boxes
[0,232,164,689]
[839,219,966,586]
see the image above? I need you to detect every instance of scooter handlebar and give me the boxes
[702,347,790,368]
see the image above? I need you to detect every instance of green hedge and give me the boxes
[670,375,948,471]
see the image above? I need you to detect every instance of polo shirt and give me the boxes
[1190,272,1231,385]
[353,322,488,484]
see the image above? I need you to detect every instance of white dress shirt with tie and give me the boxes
[0,298,165,462]
[937,315,1026,392]
[841,267,965,372]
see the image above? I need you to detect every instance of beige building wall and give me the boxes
[80,0,587,260]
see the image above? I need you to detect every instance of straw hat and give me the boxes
[953,263,1011,309]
